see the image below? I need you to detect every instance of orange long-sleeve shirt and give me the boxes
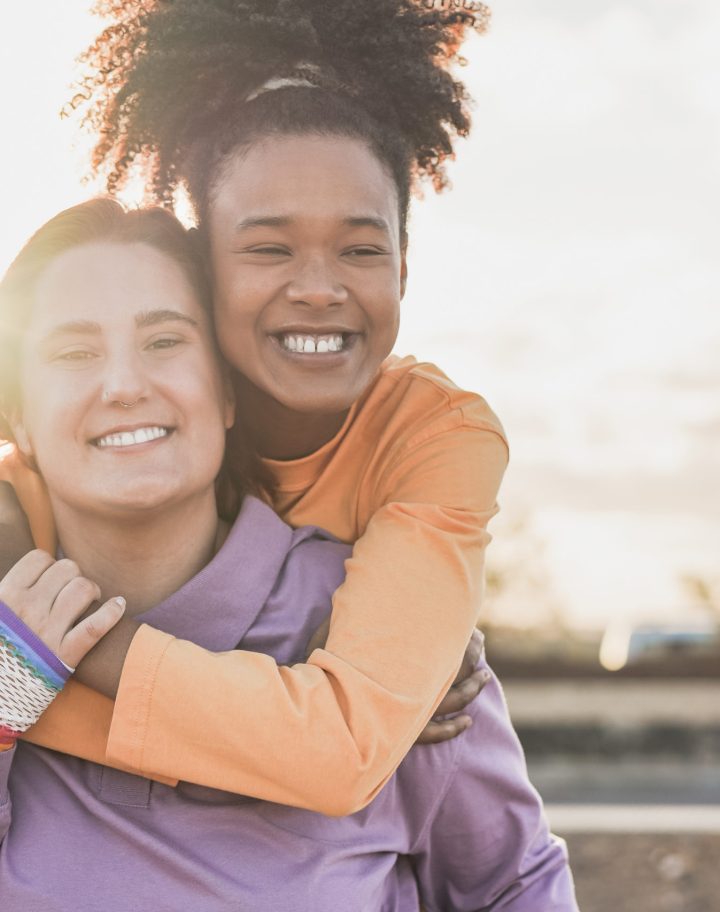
[2,356,508,813]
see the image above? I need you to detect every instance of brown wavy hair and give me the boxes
[0,199,257,515]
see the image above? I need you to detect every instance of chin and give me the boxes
[278,384,360,416]
[91,481,187,517]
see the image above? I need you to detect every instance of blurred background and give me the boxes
[1,1,718,908]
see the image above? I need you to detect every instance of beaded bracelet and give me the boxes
[0,600,73,748]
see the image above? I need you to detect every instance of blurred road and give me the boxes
[501,677,720,909]
[530,759,720,806]
[502,679,720,726]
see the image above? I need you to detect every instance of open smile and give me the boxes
[92,425,173,449]
[272,331,358,355]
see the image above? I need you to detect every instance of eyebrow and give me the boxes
[234,216,291,232]
[135,309,199,329]
[344,216,391,232]
[41,309,199,341]
[234,215,391,233]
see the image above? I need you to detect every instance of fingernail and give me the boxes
[481,670,490,681]
[114,596,126,610]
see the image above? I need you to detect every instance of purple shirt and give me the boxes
[0,497,576,910]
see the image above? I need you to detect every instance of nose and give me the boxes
[101,349,149,409]
[285,254,348,310]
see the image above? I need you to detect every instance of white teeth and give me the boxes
[280,333,344,354]
[96,427,168,449]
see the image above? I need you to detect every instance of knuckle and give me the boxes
[463,677,480,696]
[74,577,98,598]
[82,617,102,641]
[57,559,80,576]
[29,548,51,561]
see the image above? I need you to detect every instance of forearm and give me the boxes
[102,506,486,810]
[105,625,456,815]
[72,615,141,698]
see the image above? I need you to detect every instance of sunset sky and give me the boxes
[1,1,718,634]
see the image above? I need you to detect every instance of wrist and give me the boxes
[0,600,72,747]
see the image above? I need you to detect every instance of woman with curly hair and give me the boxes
[1,0,530,825]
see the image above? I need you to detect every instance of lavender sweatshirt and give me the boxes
[0,496,576,911]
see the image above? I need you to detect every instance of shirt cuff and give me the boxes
[106,624,178,786]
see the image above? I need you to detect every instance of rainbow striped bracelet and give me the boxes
[0,600,72,748]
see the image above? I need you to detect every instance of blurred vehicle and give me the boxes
[600,620,720,671]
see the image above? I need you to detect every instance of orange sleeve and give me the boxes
[99,420,507,812]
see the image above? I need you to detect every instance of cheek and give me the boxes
[185,360,233,432]
[18,380,68,451]
[368,293,401,345]
[213,307,256,375]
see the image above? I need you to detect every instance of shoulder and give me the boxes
[360,355,508,451]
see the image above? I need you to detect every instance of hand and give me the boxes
[0,550,125,669]
[416,628,488,745]
[305,620,488,745]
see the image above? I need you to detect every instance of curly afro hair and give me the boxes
[74,0,490,233]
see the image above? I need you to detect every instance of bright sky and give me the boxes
[1,1,719,633]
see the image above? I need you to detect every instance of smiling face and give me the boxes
[13,242,234,520]
[208,135,407,425]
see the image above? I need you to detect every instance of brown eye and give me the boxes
[242,245,291,256]
[54,349,96,363]
[344,247,386,258]
[147,336,183,351]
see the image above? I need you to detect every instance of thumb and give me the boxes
[59,596,126,669]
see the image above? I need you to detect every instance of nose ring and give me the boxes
[103,391,140,408]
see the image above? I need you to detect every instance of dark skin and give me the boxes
[0,483,486,743]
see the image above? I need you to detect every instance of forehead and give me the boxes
[30,242,204,329]
[211,135,400,233]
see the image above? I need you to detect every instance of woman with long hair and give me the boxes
[0,199,575,910]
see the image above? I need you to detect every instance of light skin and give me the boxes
[0,241,233,668]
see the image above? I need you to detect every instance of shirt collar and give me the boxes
[138,496,294,651]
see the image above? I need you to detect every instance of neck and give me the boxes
[52,491,222,616]
[233,375,348,461]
